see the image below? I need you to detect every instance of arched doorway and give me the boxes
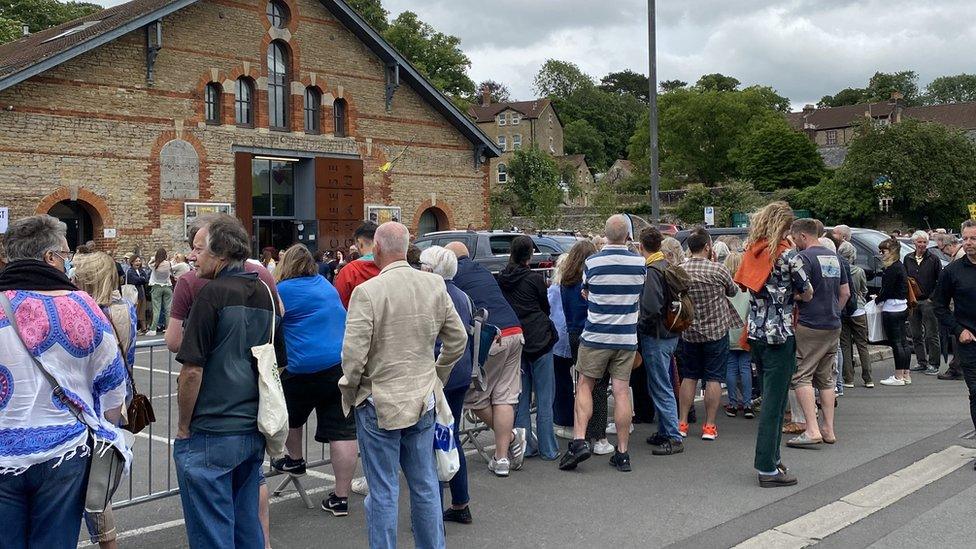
[48,200,95,250]
[418,207,448,236]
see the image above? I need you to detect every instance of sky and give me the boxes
[94,0,976,110]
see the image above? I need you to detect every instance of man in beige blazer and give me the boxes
[340,221,467,549]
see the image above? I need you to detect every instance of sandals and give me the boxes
[782,422,806,434]
[787,433,823,448]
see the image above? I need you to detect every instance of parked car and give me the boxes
[537,232,587,252]
[413,231,561,273]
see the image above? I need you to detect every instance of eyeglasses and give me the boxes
[52,250,74,261]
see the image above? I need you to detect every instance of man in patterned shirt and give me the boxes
[677,228,742,442]
[735,202,813,488]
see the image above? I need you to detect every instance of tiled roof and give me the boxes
[468,99,553,123]
[903,102,976,130]
[556,154,587,169]
[787,102,895,131]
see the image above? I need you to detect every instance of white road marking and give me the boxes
[151,392,178,400]
[133,430,174,445]
[132,365,180,376]
[734,445,976,548]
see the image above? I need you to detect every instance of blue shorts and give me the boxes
[678,338,730,382]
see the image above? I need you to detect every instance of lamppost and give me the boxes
[647,0,661,224]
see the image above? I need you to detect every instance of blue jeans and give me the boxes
[726,349,753,407]
[640,335,681,440]
[356,402,444,549]
[553,353,575,427]
[0,453,89,549]
[174,432,265,549]
[515,352,559,460]
[441,386,469,507]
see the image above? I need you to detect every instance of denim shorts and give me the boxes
[678,338,730,382]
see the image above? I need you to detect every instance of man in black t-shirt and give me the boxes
[173,215,287,549]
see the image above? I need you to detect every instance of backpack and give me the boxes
[465,295,497,392]
[649,263,695,333]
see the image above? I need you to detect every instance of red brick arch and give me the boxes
[36,187,115,249]
[410,200,455,236]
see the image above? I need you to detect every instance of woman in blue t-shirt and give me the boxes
[270,245,355,517]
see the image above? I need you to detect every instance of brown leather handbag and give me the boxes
[107,315,156,434]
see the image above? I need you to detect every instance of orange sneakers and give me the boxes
[702,423,718,441]
[678,422,689,438]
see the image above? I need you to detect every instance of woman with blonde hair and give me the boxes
[661,237,685,266]
[72,251,137,549]
[548,253,576,438]
[734,201,813,487]
[877,237,912,386]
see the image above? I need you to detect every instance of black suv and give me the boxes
[413,231,563,274]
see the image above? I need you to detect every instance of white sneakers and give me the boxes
[351,477,369,495]
[489,457,511,477]
[509,428,526,470]
[592,439,614,455]
[145,330,157,336]
[879,376,906,386]
[605,422,634,435]
[554,425,574,440]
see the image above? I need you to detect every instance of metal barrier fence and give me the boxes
[114,339,494,510]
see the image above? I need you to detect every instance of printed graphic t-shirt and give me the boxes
[797,246,848,331]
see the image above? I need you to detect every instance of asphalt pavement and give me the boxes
[86,348,976,549]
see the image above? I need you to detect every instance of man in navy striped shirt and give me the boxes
[559,215,646,473]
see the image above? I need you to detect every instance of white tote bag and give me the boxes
[121,284,138,306]
[864,300,885,343]
[252,282,289,459]
[433,389,460,482]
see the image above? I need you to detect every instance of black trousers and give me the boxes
[882,310,911,371]
[958,343,976,431]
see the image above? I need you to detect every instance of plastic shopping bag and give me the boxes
[864,300,885,343]
[433,392,460,482]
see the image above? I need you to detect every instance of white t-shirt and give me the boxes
[881,298,908,313]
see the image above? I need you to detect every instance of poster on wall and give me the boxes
[365,205,402,225]
[184,202,233,237]
[0,207,8,234]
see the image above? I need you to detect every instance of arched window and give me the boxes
[266,0,289,29]
[304,87,321,134]
[235,77,254,127]
[497,163,507,184]
[334,98,348,137]
[204,82,221,124]
[267,41,289,130]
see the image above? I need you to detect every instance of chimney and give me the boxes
[803,104,816,115]
[481,84,491,107]
[891,91,904,123]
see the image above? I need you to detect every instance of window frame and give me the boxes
[497,135,507,151]
[267,41,289,131]
[511,113,521,125]
[512,133,522,150]
[234,77,254,128]
[497,163,507,184]
[266,0,289,29]
[204,82,221,125]
[826,129,838,145]
[334,98,348,137]
[304,87,321,135]
[497,113,507,126]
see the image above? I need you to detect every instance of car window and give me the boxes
[536,243,560,254]
[414,239,433,251]
[490,235,538,255]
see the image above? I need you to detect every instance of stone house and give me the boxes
[601,159,634,187]
[787,95,976,167]
[555,154,594,206]
[468,93,565,189]
[0,0,500,254]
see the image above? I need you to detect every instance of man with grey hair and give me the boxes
[341,222,467,548]
[174,214,287,548]
[905,229,943,375]
[832,224,852,243]
[561,215,645,472]
[937,233,966,262]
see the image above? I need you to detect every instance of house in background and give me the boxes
[602,159,635,187]
[787,93,976,167]
[556,154,594,206]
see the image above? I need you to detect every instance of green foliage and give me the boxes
[923,74,976,104]
[489,189,514,229]
[674,183,763,227]
[732,117,825,192]
[660,79,688,93]
[563,119,607,171]
[592,183,620,220]
[831,119,976,228]
[818,87,868,108]
[0,0,101,44]
[818,71,921,107]
[345,0,388,31]
[506,148,563,229]
[553,83,645,170]
[695,73,740,92]
[741,85,791,114]
[384,11,474,97]
[473,79,510,103]
[599,69,649,102]
[533,59,594,99]
[795,176,877,226]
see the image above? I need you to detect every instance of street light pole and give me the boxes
[647,0,660,224]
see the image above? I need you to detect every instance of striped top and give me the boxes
[581,245,646,350]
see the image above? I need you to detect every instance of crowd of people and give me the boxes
[3,207,976,549]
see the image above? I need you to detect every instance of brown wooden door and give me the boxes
[315,157,364,253]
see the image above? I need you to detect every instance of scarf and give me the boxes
[735,239,791,293]
[644,251,665,266]
[0,260,77,292]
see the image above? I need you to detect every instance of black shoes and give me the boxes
[321,492,349,516]
[939,371,963,380]
[558,439,591,471]
[646,433,669,446]
[742,407,756,419]
[909,365,927,372]
[758,470,798,488]
[443,506,473,524]
[609,450,632,472]
[271,455,307,475]
[651,438,684,456]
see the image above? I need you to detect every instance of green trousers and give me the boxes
[752,336,796,473]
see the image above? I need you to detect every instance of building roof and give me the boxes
[903,102,976,130]
[556,154,587,169]
[787,100,976,133]
[468,99,554,123]
[0,0,500,158]
[608,159,634,173]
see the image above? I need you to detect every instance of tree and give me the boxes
[732,117,825,192]
[795,175,877,226]
[742,85,790,113]
[674,182,762,226]
[660,79,688,93]
[554,85,645,170]
[469,79,510,104]
[819,71,921,107]
[695,73,740,92]
[592,183,620,220]
[599,69,649,102]
[563,119,607,171]
[345,0,388,31]
[533,59,594,99]
[384,11,474,97]
[505,148,563,228]
[923,73,976,104]
[818,87,868,108]
[0,0,101,44]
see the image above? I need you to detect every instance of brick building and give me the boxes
[468,93,564,188]
[0,0,500,254]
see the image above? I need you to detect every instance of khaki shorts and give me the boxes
[465,333,524,410]
[576,345,636,382]
[792,325,841,390]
